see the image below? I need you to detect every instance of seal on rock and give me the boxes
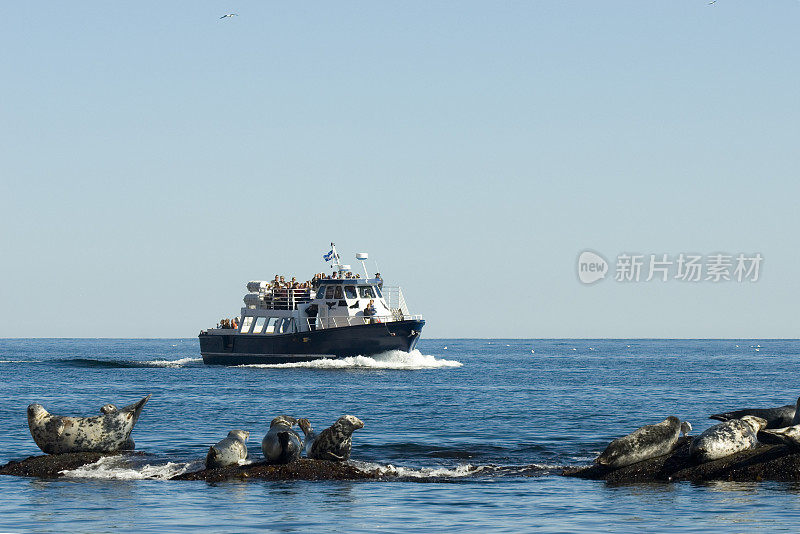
[27,395,150,455]
[594,416,692,469]
[710,400,796,429]
[690,415,767,462]
[759,424,800,449]
[297,415,364,461]
[206,430,249,469]
[262,416,302,464]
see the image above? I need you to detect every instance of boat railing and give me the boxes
[306,314,423,331]
[381,286,409,315]
[245,289,313,311]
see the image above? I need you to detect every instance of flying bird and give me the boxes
[220,13,238,19]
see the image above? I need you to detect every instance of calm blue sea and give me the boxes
[1,339,800,532]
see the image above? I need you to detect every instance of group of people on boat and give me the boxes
[217,317,239,330]
[244,270,387,312]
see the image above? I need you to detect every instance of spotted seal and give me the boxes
[689,415,767,462]
[594,416,692,469]
[261,415,302,464]
[27,395,150,454]
[297,415,364,462]
[710,400,796,429]
[206,430,249,469]
[760,424,800,449]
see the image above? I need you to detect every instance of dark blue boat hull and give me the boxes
[199,319,424,365]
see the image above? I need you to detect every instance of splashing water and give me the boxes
[59,456,201,480]
[349,460,483,478]
[237,349,462,370]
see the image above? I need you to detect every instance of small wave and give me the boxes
[60,456,200,480]
[56,357,202,369]
[57,358,143,369]
[238,349,462,370]
[360,442,521,460]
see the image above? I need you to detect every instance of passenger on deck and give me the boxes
[231,317,239,329]
[375,273,383,288]
[364,299,377,324]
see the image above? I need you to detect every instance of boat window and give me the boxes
[315,286,326,299]
[280,318,293,334]
[374,286,382,298]
[325,286,335,299]
[359,286,376,299]
[345,286,357,299]
[240,316,254,334]
[265,317,279,334]
[253,317,266,334]
[334,286,344,299]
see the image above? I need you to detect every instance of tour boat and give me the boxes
[198,244,425,365]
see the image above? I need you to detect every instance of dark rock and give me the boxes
[563,437,800,483]
[0,452,121,479]
[172,458,379,482]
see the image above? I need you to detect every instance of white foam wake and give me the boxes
[59,456,200,480]
[238,349,462,370]
[349,460,482,478]
[140,357,203,368]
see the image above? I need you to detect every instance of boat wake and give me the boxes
[54,357,203,369]
[237,349,462,370]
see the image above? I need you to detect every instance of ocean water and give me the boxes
[2,339,800,532]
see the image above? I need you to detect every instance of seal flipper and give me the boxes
[322,450,346,462]
[54,419,66,437]
[206,446,219,469]
[276,431,301,464]
[277,432,291,463]
[120,394,151,426]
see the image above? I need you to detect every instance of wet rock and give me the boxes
[172,458,379,482]
[563,437,800,483]
[0,452,121,479]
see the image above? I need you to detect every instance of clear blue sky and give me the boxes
[1,1,798,338]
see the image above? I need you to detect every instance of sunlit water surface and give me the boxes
[1,339,799,532]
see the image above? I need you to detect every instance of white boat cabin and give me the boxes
[208,274,414,336]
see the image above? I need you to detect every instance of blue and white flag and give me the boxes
[323,250,334,261]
